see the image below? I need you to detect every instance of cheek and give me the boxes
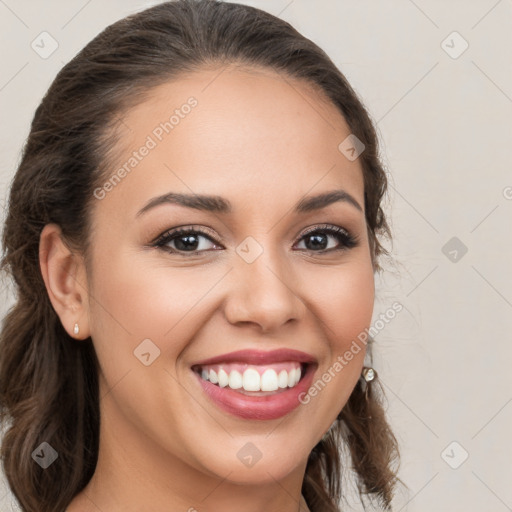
[308,259,375,349]
[310,258,374,381]
[88,243,374,360]
[87,246,224,370]
[294,258,374,435]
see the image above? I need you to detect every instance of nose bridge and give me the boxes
[224,234,304,330]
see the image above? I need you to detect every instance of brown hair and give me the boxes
[0,1,401,510]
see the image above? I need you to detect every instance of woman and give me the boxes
[0,1,401,511]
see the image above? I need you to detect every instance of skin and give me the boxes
[39,64,375,512]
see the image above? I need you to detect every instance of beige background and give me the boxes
[1,0,511,510]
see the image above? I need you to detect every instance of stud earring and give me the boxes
[361,366,376,382]
[73,323,80,336]
[361,366,377,406]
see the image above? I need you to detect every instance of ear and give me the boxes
[39,223,90,340]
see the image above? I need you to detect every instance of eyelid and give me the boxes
[294,223,359,251]
[153,224,219,245]
[152,222,359,255]
[299,223,350,238]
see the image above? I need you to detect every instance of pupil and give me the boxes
[308,233,327,250]
[176,235,198,251]
[173,233,330,251]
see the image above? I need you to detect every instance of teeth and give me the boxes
[290,367,301,387]
[209,369,218,384]
[218,368,229,388]
[278,370,289,388]
[243,368,260,391]
[261,369,278,392]
[198,363,303,392]
[228,370,243,389]
[287,368,295,387]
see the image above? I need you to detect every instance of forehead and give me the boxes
[95,65,365,219]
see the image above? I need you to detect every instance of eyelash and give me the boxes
[152,223,359,257]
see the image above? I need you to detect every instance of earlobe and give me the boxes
[39,223,90,340]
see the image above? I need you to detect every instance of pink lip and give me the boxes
[191,348,317,366]
[192,361,317,420]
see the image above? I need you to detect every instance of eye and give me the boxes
[153,226,221,255]
[153,223,359,256]
[294,224,359,253]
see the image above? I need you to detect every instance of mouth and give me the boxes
[190,349,317,420]
[191,361,310,395]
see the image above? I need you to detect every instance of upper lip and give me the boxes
[191,348,317,367]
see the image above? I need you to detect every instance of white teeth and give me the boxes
[278,370,289,388]
[261,369,278,392]
[228,370,243,389]
[242,368,260,391]
[199,364,303,392]
[209,368,218,384]
[285,368,301,387]
[287,368,295,387]
[218,368,229,388]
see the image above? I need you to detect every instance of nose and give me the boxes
[223,243,305,333]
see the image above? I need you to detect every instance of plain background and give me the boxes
[1,0,511,510]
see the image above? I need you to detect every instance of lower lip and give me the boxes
[193,364,316,420]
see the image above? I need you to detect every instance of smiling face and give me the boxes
[81,64,374,493]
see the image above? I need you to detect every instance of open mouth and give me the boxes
[191,362,310,396]
[191,358,317,420]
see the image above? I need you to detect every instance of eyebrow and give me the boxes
[136,189,363,218]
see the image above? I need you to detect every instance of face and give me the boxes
[84,65,374,484]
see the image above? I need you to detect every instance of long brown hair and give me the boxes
[0,1,401,510]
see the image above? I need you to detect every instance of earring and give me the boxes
[333,366,379,425]
[361,366,376,382]
[360,366,377,420]
[361,366,377,401]
[73,323,80,336]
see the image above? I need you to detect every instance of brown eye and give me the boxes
[154,227,221,255]
[295,225,358,253]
